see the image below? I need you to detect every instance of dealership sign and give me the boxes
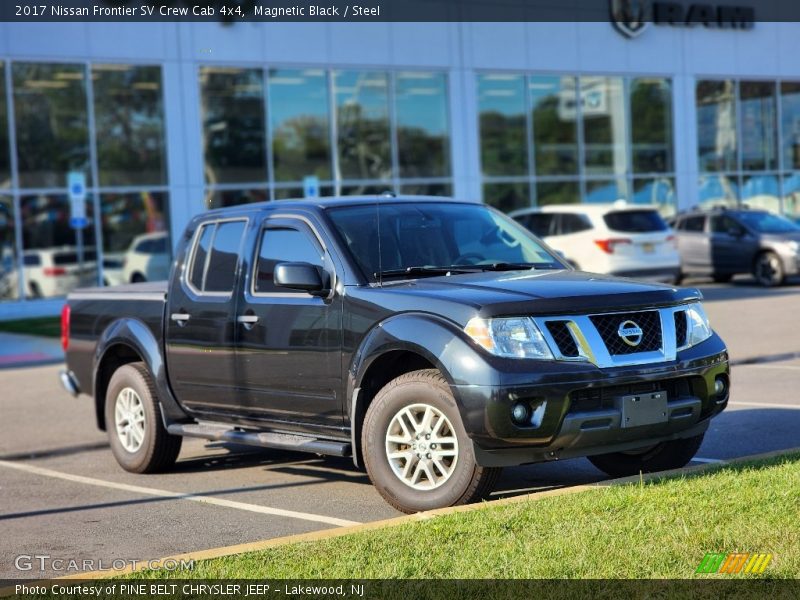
[610,0,755,38]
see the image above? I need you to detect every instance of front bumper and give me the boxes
[452,334,729,467]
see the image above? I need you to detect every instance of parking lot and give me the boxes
[1,278,799,581]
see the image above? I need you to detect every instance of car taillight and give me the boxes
[44,267,67,276]
[667,234,677,249]
[61,303,70,352]
[594,238,632,254]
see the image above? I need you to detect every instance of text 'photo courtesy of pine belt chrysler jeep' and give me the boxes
[59,197,730,513]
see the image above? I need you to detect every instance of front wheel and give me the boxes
[587,433,705,478]
[753,251,785,287]
[105,362,182,473]
[362,369,501,513]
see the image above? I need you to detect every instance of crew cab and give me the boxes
[60,197,730,513]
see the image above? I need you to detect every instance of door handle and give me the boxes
[171,312,191,324]
[237,315,259,325]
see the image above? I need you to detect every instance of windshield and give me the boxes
[736,211,800,234]
[326,202,564,281]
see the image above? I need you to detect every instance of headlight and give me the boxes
[684,304,713,348]
[464,317,554,359]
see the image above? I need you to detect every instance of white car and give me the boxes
[18,246,97,298]
[101,252,126,287]
[122,232,171,283]
[511,203,680,283]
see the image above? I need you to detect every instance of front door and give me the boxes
[234,216,343,430]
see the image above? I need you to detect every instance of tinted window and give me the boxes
[205,221,246,293]
[255,228,323,294]
[526,213,557,237]
[23,255,40,266]
[559,213,592,234]
[736,211,800,234]
[188,224,214,291]
[681,216,706,232]
[53,251,96,265]
[603,210,668,233]
[710,215,742,234]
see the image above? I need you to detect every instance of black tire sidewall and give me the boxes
[755,252,784,287]
[363,376,479,513]
[105,364,160,473]
[588,433,705,478]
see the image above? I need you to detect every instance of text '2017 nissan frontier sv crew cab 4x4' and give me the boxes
[59,197,730,513]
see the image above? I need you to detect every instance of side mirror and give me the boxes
[274,262,329,296]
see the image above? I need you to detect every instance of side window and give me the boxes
[682,216,706,232]
[710,215,741,234]
[526,213,556,237]
[188,220,246,294]
[24,255,41,266]
[255,227,323,294]
[560,213,592,235]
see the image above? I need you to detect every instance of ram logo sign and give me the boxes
[696,552,773,574]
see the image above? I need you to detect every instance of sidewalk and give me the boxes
[0,332,64,368]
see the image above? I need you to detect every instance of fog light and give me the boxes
[511,402,530,424]
[714,376,727,396]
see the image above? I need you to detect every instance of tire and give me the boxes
[105,362,182,474]
[587,433,705,478]
[712,273,733,284]
[131,273,147,283]
[362,369,501,513]
[753,251,785,287]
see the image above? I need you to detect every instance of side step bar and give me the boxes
[167,423,351,457]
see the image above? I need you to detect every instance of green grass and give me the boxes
[0,317,60,338]
[127,453,800,580]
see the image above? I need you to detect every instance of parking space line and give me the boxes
[691,457,727,464]
[0,459,359,527]
[728,400,800,410]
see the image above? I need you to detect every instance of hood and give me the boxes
[377,269,700,317]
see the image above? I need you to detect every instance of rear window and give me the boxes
[603,210,668,233]
[53,250,97,265]
[525,213,557,237]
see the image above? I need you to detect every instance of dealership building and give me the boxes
[1,6,798,314]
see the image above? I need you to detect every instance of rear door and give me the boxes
[709,214,757,273]
[234,215,343,429]
[165,218,248,414]
[676,215,710,271]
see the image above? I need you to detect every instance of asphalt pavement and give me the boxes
[1,277,799,580]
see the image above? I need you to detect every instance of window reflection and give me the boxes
[536,180,579,206]
[478,74,527,177]
[581,76,626,177]
[697,80,737,172]
[20,193,96,298]
[340,183,393,196]
[270,68,331,182]
[200,67,267,185]
[483,182,529,213]
[94,65,167,186]
[630,78,673,173]
[399,182,452,196]
[13,63,90,188]
[780,83,800,171]
[206,188,268,210]
[782,173,800,217]
[698,174,739,208]
[740,81,777,171]
[0,63,10,189]
[633,177,675,215]
[0,195,17,300]
[585,178,628,203]
[530,76,579,176]
[741,174,780,213]
[273,186,333,200]
[396,72,450,178]
[334,71,392,181]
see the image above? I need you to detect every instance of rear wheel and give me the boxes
[753,251,785,287]
[105,362,182,473]
[131,273,146,283]
[587,433,705,478]
[362,369,501,513]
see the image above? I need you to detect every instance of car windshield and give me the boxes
[326,201,563,281]
[735,211,800,234]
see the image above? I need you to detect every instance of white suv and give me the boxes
[511,203,680,283]
[122,232,171,283]
[19,247,97,298]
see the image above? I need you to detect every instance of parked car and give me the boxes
[669,208,800,286]
[510,203,680,283]
[122,232,171,283]
[60,197,729,513]
[17,247,97,298]
[102,253,126,287]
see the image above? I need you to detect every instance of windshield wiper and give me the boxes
[374,266,482,279]
[474,262,539,271]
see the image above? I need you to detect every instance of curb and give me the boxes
[4,445,799,589]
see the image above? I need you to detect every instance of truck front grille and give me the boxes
[674,310,687,348]
[589,310,662,355]
[545,321,579,358]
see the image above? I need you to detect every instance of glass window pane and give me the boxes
[20,193,96,298]
[398,182,452,196]
[396,72,450,178]
[535,180,580,206]
[0,63,10,189]
[585,178,628,203]
[698,174,739,208]
[200,67,266,185]
[739,81,777,171]
[93,65,167,186]
[0,195,18,300]
[101,191,169,285]
[334,71,391,181]
[631,78,674,174]
[632,177,676,215]
[581,76,626,177]
[189,223,214,291]
[478,74,527,177]
[13,63,90,188]
[530,75,578,176]
[206,188,268,210]
[483,181,529,213]
[255,228,323,294]
[780,82,800,171]
[697,80,737,172]
[741,173,780,213]
[340,183,394,196]
[205,220,245,293]
[273,186,333,200]
[269,68,331,182]
[782,172,800,218]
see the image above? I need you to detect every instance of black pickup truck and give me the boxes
[60,197,730,513]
